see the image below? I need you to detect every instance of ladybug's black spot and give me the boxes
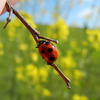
[49,57,55,61]
[41,50,45,54]
[48,48,53,53]
[45,42,50,45]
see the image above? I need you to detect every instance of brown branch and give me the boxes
[5,1,71,89]
[48,62,71,89]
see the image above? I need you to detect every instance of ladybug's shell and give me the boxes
[38,41,58,63]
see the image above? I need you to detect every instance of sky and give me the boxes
[0,0,100,29]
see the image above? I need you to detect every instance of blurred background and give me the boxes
[0,0,100,100]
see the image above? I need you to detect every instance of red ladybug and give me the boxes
[38,40,58,63]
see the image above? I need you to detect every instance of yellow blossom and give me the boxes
[0,42,3,49]
[86,29,100,43]
[26,64,34,70]
[26,64,39,84]
[15,66,25,81]
[81,95,88,100]
[93,42,100,50]
[61,51,77,68]
[19,43,28,51]
[16,72,25,81]
[42,88,51,97]
[88,35,95,43]
[86,29,100,50]
[48,17,69,41]
[74,69,83,79]
[61,57,75,68]
[31,52,38,62]
[0,50,4,56]
[26,64,38,77]
[72,94,81,100]
[39,68,48,77]
[73,94,88,100]
[39,67,48,82]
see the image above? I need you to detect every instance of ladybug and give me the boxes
[38,40,58,63]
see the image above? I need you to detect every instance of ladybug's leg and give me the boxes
[47,62,71,89]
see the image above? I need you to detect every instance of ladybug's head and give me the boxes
[37,40,46,48]
[38,40,58,63]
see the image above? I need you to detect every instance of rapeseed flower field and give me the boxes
[0,11,100,100]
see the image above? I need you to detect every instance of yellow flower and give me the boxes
[27,19,37,28]
[48,17,69,41]
[16,72,25,81]
[81,95,88,100]
[15,66,25,81]
[39,67,48,82]
[39,67,48,77]
[42,88,51,97]
[73,94,88,100]
[86,29,100,42]
[0,50,4,56]
[31,52,38,62]
[19,43,28,51]
[74,69,83,79]
[86,29,100,50]
[88,35,95,43]
[93,42,100,50]
[26,64,38,77]
[0,42,3,49]
[26,64,34,71]
[26,64,39,84]
[61,51,77,68]
[72,94,81,100]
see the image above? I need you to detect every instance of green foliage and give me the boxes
[0,12,100,100]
